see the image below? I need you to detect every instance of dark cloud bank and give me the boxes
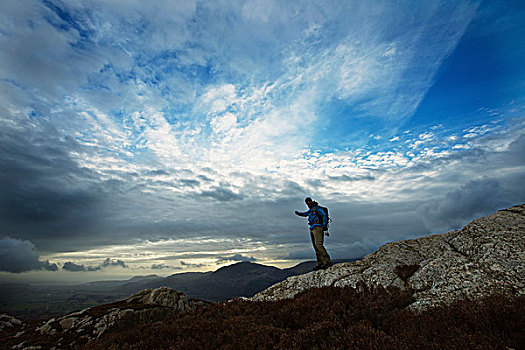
[0,237,58,273]
[0,119,114,251]
[420,177,520,232]
[0,237,129,273]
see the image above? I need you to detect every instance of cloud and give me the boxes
[198,84,238,115]
[62,258,128,272]
[0,116,113,250]
[0,237,60,273]
[62,261,89,272]
[199,187,244,202]
[420,178,517,231]
[0,237,44,273]
[41,260,59,271]
[101,258,128,269]
[151,263,180,270]
[284,249,315,261]
[217,254,257,263]
[327,174,376,182]
[179,179,201,188]
[180,261,207,269]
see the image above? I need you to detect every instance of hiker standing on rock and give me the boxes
[295,197,333,271]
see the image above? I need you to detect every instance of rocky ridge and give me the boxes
[6,287,196,349]
[252,204,525,309]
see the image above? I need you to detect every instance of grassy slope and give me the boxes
[85,285,525,350]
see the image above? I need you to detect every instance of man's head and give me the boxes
[305,197,313,208]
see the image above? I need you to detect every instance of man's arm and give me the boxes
[295,210,308,217]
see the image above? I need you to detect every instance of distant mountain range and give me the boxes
[98,259,356,301]
[0,259,357,319]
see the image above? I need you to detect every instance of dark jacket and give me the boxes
[296,202,327,229]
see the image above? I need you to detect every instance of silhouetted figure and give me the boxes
[295,197,333,270]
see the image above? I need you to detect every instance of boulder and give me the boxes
[0,314,22,331]
[125,286,191,310]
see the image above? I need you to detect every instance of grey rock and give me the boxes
[13,287,196,349]
[12,341,25,350]
[35,321,55,335]
[24,286,196,347]
[59,317,78,331]
[252,204,525,310]
[75,316,93,329]
[0,314,23,331]
[125,286,192,310]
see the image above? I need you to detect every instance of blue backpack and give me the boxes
[315,205,331,231]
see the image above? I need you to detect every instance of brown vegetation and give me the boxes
[86,284,524,350]
[393,264,420,283]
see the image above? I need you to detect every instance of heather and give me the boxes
[86,285,525,350]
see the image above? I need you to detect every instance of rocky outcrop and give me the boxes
[9,287,194,349]
[0,314,23,332]
[252,204,525,310]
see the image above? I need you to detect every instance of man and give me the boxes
[295,197,333,270]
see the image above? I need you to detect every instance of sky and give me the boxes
[1,0,524,283]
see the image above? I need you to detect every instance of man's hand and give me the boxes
[325,231,330,237]
[294,211,300,215]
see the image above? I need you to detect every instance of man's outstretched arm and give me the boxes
[295,210,308,217]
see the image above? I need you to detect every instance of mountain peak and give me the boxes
[213,261,280,275]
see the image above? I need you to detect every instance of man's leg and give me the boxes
[312,226,332,267]
[310,229,322,267]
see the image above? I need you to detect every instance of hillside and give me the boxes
[253,204,525,309]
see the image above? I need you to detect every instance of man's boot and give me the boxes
[321,262,333,270]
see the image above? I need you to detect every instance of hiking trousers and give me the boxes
[310,226,332,267]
